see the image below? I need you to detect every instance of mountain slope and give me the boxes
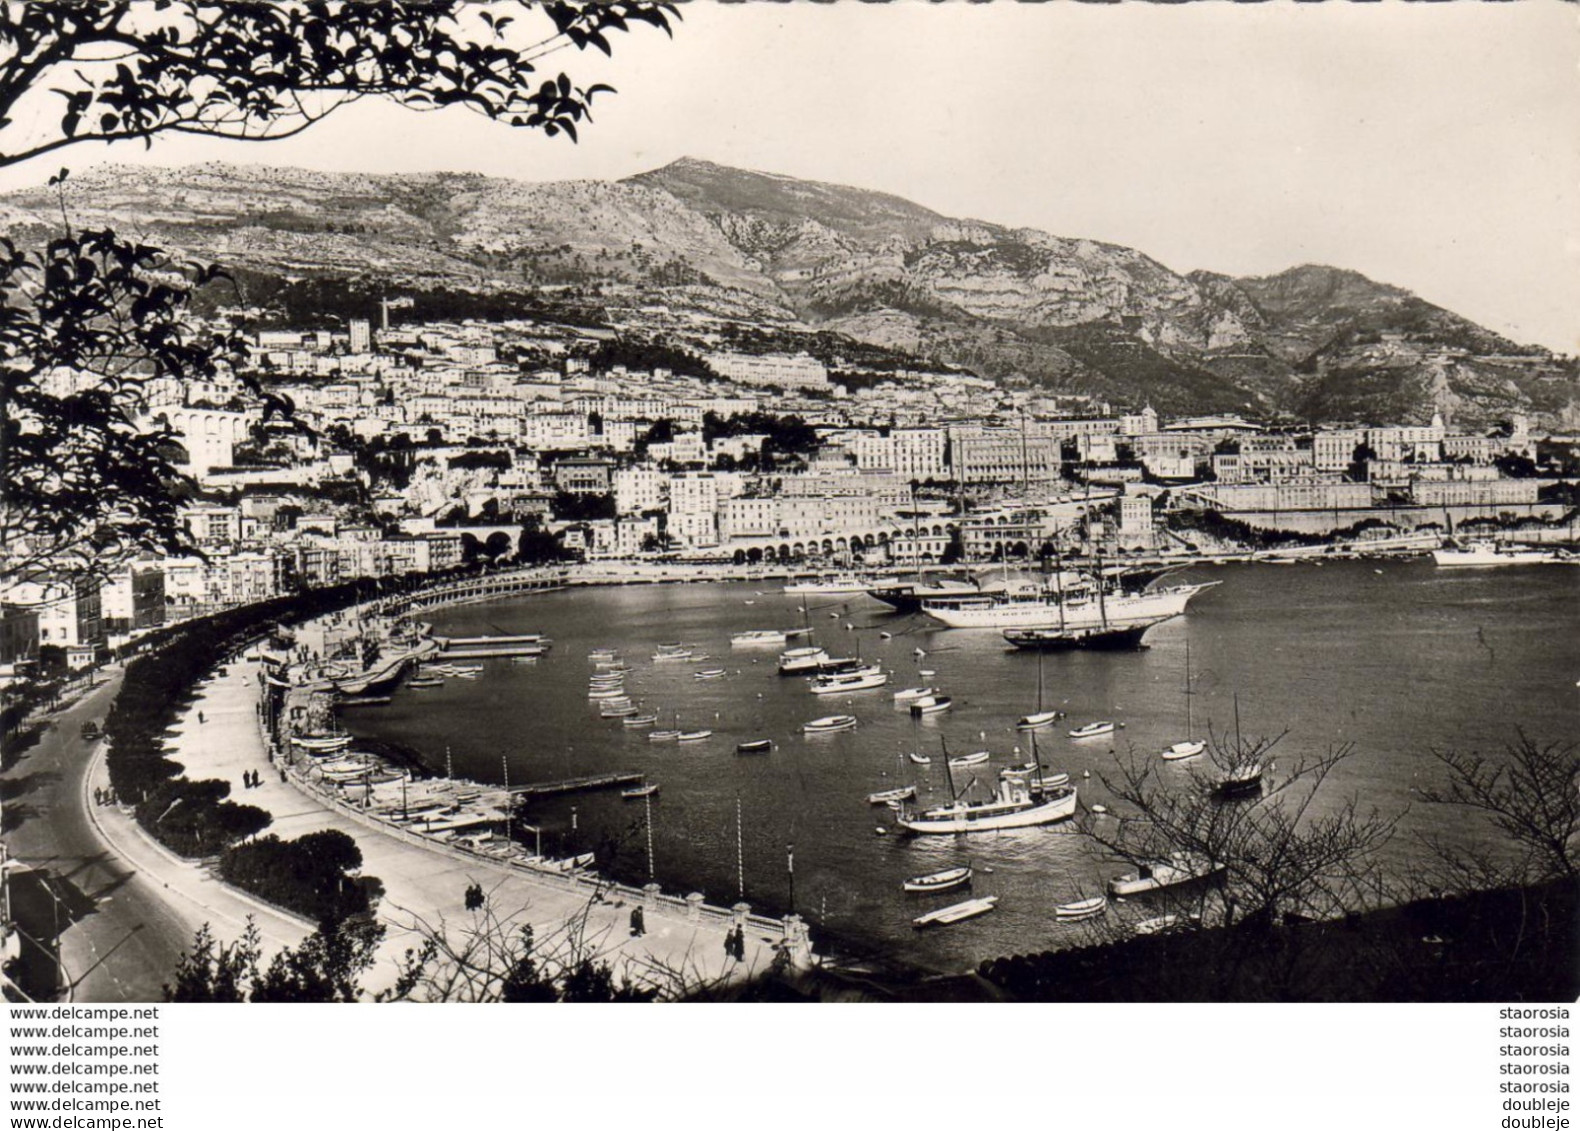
[5,159,1573,426]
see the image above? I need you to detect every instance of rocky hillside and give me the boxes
[6,158,1574,427]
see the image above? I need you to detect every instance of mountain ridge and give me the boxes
[6,158,1574,427]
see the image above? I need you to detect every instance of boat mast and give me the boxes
[1095,547,1109,631]
[941,736,957,800]
[1184,639,1194,742]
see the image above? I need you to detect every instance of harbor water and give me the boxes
[341,560,1580,972]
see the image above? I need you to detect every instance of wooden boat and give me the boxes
[623,714,659,727]
[1069,720,1120,739]
[600,703,638,718]
[913,895,999,929]
[652,648,694,662]
[902,866,972,894]
[1017,710,1063,730]
[1212,762,1264,799]
[694,669,727,680]
[947,750,991,769]
[778,646,830,675]
[892,686,937,703]
[1108,853,1224,896]
[736,739,774,754]
[406,677,444,689]
[731,630,787,646]
[1056,896,1107,920]
[908,752,932,765]
[588,687,630,700]
[867,785,916,805]
[803,715,858,734]
[677,730,713,742]
[910,695,953,716]
[621,783,659,799]
[648,729,682,742]
[1134,914,1183,935]
[810,670,888,695]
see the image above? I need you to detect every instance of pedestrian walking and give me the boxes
[630,906,645,937]
[197,710,205,724]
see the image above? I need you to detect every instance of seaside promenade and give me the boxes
[80,658,784,999]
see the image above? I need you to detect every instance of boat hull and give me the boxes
[924,583,1218,630]
[898,787,1078,834]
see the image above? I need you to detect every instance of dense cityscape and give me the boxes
[4,303,1576,664]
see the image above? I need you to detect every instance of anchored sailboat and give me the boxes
[1161,640,1205,761]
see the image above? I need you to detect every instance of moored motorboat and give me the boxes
[909,695,953,716]
[902,866,972,894]
[898,780,1078,834]
[1162,740,1206,761]
[1108,852,1224,896]
[947,750,991,769]
[778,646,830,675]
[810,669,889,695]
[1069,720,1120,739]
[803,715,858,734]
[731,629,788,646]
[892,686,937,703]
[912,895,998,928]
[677,730,713,742]
[736,739,774,754]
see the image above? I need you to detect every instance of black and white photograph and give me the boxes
[1,0,1576,1038]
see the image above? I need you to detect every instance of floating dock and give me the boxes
[509,772,645,799]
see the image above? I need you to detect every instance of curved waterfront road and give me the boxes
[2,670,197,1002]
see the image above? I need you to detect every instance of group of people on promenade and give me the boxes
[240,769,264,789]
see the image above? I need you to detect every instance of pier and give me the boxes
[509,771,646,799]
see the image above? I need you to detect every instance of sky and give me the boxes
[7,2,1577,354]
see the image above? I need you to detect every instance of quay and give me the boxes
[435,643,549,659]
[509,771,647,800]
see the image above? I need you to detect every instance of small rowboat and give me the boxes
[1017,710,1064,730]
[648,729,682,742]
[1162,740,1206,761]
[913,895,998,929]
[652,650,694,662]
[736,739,773,754]
[694,669,727,680]
[1135,914,1183,935]
[588,688,630,700]
[1069,721,1120,739]
[1056,896,1107,921]
[621,783,659,799]
[677,730,713,742]
[902,866,972,894]
[908,753,932,765]
[867,786,916,805]
[405,677,444,689]
[892,686,937,703]
[947,750,990,769]
[600,704,638,718]
[623,714,659,728]
[804,715,857,734]
[910,695,953,716]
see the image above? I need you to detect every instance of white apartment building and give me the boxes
[523,412,592,452]
[706,351,829,390]
[667,472,720,547]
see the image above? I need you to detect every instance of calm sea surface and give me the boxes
[342,561,1579,972]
